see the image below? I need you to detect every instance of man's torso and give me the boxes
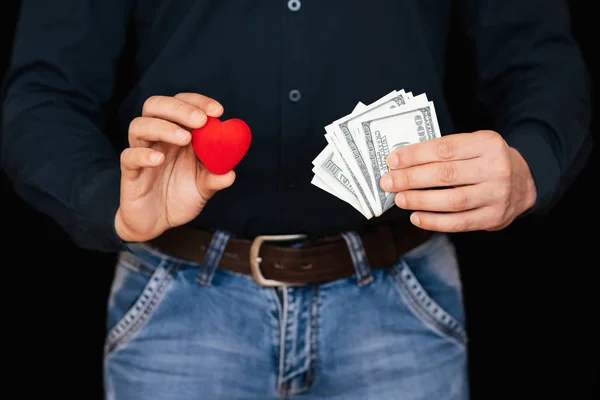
[116,0,457,238]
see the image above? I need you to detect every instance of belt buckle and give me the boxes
[249,234,307,287]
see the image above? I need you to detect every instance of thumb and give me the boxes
[196,165,236,201]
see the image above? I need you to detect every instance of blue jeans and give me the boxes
[104,231,468,400]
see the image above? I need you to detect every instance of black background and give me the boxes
[2,1,597,398]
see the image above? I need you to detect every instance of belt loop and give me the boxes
[196,230,231,286]
[340,231,373,286]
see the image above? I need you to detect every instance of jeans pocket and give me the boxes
[390,234,468,348]
[104,246,178,356]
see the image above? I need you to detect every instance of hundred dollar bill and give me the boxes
[311,153,363,215]
[312,144,373,218]
[325,90,408,215]
[360,101,442,212]
[311,175,341,201]
[311,176,370,218]
[345,90,411,175]
[310,101,370,216]
[352,93,429,209]
[316,140,376,217]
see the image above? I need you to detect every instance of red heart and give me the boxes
[191,116,252,175]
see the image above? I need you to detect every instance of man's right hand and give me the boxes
[114,93,236,243]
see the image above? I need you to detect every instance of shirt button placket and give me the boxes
[279,0,308,203]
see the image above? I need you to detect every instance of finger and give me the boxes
[409,206,497,233]
[128,117,191,147]
[174,93,224,117]
[395,183,495,212]
[380,158,485,192]
[120,148,164,179]
[386,132,488,169]
[141,95,208,129]
[196,166,236,202]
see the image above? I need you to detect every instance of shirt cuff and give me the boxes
[503,123,561,215]
[77,166,130,252]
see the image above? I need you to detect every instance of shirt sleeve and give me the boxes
[457,0,593,214]
[1,0,133,252]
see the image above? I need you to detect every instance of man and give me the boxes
[1,1,591,399]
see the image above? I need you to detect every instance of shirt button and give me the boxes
[287,0,301,12]
[288,89,302,102]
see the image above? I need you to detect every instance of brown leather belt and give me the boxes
[147,222,434,286]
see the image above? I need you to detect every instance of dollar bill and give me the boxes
[352,93,429,209]
[311,144,373,218]
[324,90,408,214]
[361,101,442,212]
[311,89,443,219]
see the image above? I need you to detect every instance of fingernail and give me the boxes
[410,213,420,226]
[191,111,206,125]
[207,103,223,115]
[396,193,406,207]
[150,152,163,163]
[380,174,393,191]
[176,129,189,141]
[387,153,398,168]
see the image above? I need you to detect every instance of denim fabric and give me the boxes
[104,232,468,399]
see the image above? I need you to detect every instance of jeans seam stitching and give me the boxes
[278,285,320,396]
[391,262,467,348]
[277,289,289,397]
[197,230,230,285]
[307,285,320,389]
[104,260,178,355]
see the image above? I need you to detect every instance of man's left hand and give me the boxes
[379,130,537,232]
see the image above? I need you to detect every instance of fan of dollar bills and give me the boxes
[311,89,442,219]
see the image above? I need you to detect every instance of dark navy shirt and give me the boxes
[1,0,592,252]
